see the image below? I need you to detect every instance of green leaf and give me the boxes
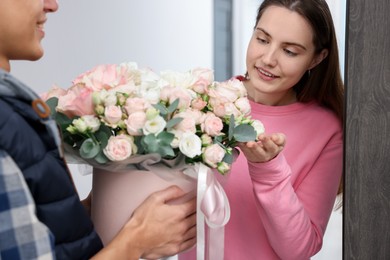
[158,145,176,157]
[153,103,168,116]
[79,138,100,159]
[134,136,145,154]
[166,117,183,129]
[222,152,234,164]
[94,150,109,164]
[167,98,180,114]
[95,130,109,149]
[157,131,175,145]
[233,124,257,142]
[46,97,59,117]
[213,135,223,144]
[228,114,235,141]
[142,134,159,153]
[56,112,73,128]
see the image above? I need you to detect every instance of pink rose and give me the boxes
[201,112,223,137]
[103,135,137,161]
[235,97,251,115]
[173,112,197,133]
[209,79,247,104]
[224,102,242,118]
[191,68,213,94]
[104,105,122,125]
[40,85,66,101]
[169,87,193,109]
[125,97,150,114]
[210,101,227,118]
[185,109,204,124]
[191,97,207,110]
[73,64,128,91]
[202,144,225,168]
[191,78,210,94]
[125,111,147,136]
[57,83,95,117]
[159,86,174,102]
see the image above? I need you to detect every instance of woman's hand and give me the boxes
[238,133,286,163]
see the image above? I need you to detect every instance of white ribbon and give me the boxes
[184,163,231,260]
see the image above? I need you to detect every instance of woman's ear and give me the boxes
[309,49,329,69]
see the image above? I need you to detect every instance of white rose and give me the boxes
[179,132,202,158]
[169,129,183,148]
[81,115,101,132]
[104,91,118,106]
[72,118,88,133]
[139,82,161,104]
[143,115,167,135]
[160,70,194,88]
[252,120,266,137]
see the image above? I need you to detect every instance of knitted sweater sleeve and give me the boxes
[248,136,342,259]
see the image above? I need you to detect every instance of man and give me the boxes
[0,0,196,259]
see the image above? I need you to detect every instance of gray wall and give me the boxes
[344,0,390,259]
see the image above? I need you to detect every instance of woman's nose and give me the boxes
[262,47,278,67]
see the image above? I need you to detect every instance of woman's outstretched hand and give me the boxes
[238,133,286,163]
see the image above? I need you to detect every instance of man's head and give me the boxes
[0,0,58,71]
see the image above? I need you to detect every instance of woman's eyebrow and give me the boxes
[255,27,307,51]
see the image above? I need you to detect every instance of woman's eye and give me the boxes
[256,37,268,44]
[284,49,297,57]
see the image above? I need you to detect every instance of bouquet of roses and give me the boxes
[42,62,265,174]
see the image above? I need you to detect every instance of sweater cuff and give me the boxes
[248,153,291,182]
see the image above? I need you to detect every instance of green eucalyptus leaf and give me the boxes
[228,114,235,141]
[158,145,176,158]
[46,97,59,117]
[95,130,109,149]
[94,151,109,164]
[222,152,234,164]
[79,138,100,159]
[153,103,168,116]
[166,117,183,129]
[233,124,257,142]
[56,113,73,128]
[142,134,159,153]
[213,135,223,144]
[134,136,145,154]
[167,98,180,114]
[157,131,175,144]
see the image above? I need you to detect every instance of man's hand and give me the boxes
[93,185,196,260]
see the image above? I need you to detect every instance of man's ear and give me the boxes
[309,49,329,69]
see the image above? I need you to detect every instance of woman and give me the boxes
[180,0,343,259]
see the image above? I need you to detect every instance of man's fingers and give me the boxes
[150,185,186,203]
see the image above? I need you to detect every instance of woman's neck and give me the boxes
[245,84,297,106]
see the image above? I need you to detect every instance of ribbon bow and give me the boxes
[184,163,230,260]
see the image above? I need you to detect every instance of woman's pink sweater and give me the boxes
[180,100,343,259]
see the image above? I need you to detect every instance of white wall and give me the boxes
[12,0,213,93]
[11,0,213,199]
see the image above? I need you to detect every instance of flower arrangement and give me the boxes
[43,62,265,174]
